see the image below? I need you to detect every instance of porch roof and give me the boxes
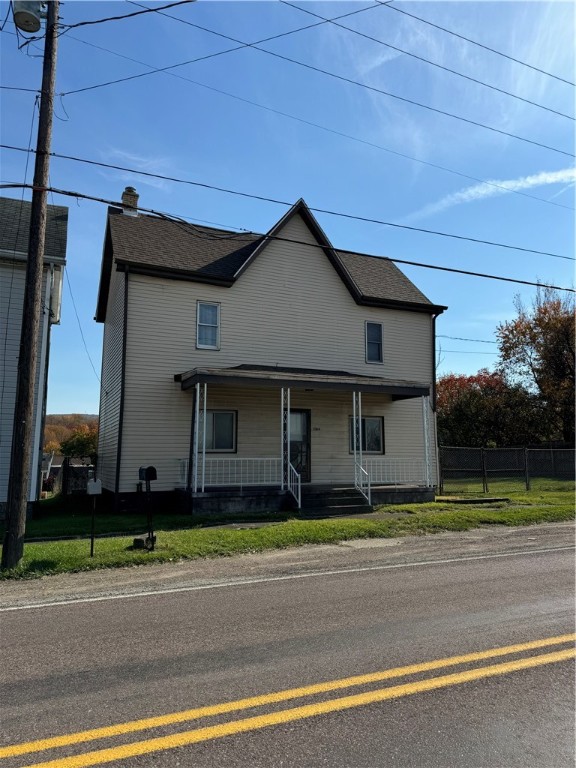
[174,364,429,399]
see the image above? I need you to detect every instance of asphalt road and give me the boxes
[0,523,574,768]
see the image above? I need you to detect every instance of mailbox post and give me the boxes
[86,478,102,557]
[138,466,157,550]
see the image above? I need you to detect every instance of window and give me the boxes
[366,322,383,363]
[197,302,220,349]
[349,416,384,454]
[206,411,236,452]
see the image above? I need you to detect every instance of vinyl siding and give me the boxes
[97,267,125,491]
[0,260,50,503]
[112,213,436,492]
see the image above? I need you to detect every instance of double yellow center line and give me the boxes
[2,634,574,768]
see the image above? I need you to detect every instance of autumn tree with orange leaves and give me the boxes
[497,288,575,445]
[437,370,544,447]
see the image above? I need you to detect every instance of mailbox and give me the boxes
[87,478,102,495]
[138,466,157,482]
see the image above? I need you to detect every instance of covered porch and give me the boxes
[174,365,436,513]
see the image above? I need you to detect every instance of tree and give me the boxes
[437,370,545,447]
[60,424,98,464]
[497,288,575,444]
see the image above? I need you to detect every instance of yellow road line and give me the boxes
[0,633,573,761]
[18,648,575,768]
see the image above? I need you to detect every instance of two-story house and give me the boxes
[96,188,446,514]
[0,196,68,515]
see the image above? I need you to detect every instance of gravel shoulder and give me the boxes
[1,521,573,610]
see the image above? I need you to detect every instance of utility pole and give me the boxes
[1,0,59,570]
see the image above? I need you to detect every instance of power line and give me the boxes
[47,33,574,212]
[61,4,379,96]
[282,1,573,121]
[441,351,498,356]
[63,267,101,385]
[1,182,574,294]
[58,0,196,34]
[1,146,572,261]
[5,31,573,211]
[438,335,497,344]
[61,3,574,158]
[377,2,575,87]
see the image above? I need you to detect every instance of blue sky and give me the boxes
[1,0,574,414]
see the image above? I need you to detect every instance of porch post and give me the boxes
[352,391,362,465]
[281,387,290,488]
[193,383,200,492]
[201,383,207,492]
[422,395,431,486]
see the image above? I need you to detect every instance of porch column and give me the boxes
[352,390,362,472]
[422,394,431,487]
[281,387,291,489]
[193,382,207,492]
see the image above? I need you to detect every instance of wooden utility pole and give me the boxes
[1,1,59,570]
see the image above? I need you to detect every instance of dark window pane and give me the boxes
[367,323,382,343]
[198,325,217,347]
[367,341,382,362]
[213,412,234,450]
[199,303,218,325]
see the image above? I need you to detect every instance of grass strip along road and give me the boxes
[2,634,574,768]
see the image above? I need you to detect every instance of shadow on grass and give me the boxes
[22,559,60,574]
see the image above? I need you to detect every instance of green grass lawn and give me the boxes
[1,489,573,580]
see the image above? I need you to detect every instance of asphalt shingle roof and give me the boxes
[0,196,68,261]
[100,201,445,317]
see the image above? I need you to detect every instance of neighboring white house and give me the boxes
[0,196,67,514]
[96,188,446,513]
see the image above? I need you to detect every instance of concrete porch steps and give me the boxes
[299,486,372,517]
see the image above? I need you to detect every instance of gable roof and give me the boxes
[96,199,446,321]
[0,196,68,262]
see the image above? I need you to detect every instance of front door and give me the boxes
[290,410,311,482]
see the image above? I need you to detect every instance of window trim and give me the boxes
[205,410,237,453]
[197,301,220,350]
[365,321,383,364]
[348,416,385,455]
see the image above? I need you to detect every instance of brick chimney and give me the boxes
[121,186,139,216]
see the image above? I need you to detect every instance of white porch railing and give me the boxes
[354,461,371,504]
[288,462,301,508]
[365,458,428,486]
[179,458,282,491]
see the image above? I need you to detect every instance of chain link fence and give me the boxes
[439,447,575,494]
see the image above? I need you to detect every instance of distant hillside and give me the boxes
[44,414,98,451]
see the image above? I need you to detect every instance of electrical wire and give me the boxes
[2,147,572,260]
[377,2,575,87]
[440,350,498,355]
[60,3,381,96]
[63,267,102,385]
[282,1,573,121]
[2,148,570,260]
[1,182,574,294]
[437,335,497,344]
[58,3,574,158]
[45,33,574,212]
[58,0,196,34]
[121,2,574,158]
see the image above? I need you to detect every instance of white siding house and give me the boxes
[96,190,446,513]
[0,197,67,513]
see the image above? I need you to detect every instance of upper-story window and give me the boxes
[365,321,383,363]
[197,301,220,349]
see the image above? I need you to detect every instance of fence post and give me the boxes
[524,448,530,491]
[481,448,488,493]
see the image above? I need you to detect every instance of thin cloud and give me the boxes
[403,167,576,222]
